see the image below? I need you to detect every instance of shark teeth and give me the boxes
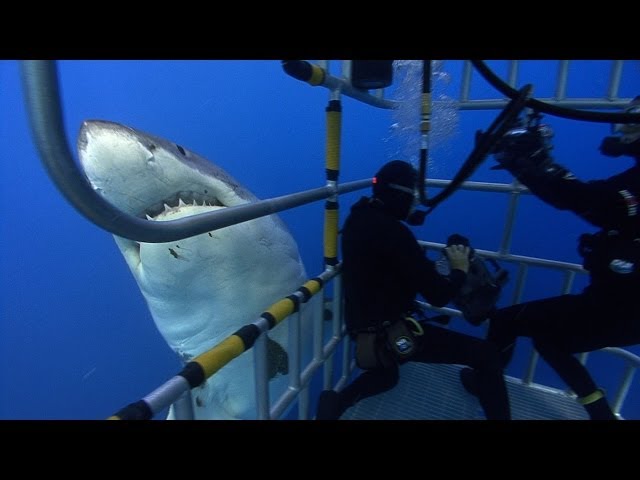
[143,192,225,220]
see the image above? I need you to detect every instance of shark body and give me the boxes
[77,120,316,419]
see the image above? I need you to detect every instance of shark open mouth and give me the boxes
[77,119,251,224]
[141,190,225,220]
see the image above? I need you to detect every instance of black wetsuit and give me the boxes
[337,196,511,420]
[487,163,640,410]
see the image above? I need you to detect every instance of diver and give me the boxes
[460,97,640,420]
[315,160,511,420]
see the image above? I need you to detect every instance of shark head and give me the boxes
[77,120,314,419]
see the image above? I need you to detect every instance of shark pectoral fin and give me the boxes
[266,336,289,379]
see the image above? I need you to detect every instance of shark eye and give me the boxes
[148,143,157,151]
[176,144,186,156]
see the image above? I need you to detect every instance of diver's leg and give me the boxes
[315,364,399,420]
[486,294,591,368]
[532,337,616,420]
[505,292,637,420]
[487,302,534,368]
[414,324,510,420]
[525,294,635,420]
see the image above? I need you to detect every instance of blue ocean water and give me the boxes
[1,60,638,420]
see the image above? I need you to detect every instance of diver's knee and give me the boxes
[487,304,523,338]
[532,336,561,357]
[486,314,505,343]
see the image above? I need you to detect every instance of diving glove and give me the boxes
[447,233,475,258]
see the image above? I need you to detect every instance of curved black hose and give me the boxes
[422,84,532,213]
[471,60,640,124]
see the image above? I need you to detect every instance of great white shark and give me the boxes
[77,120,317,420]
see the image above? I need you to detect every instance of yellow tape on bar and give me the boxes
[194,335,246,379]
[577,389,605,405]
[421,92,432,134]
[302,278,322,297]
[421,92,432,115]
[326,111,341,172]
[324,208,339,259]
[265,297,296,325]
[309,64,325,86]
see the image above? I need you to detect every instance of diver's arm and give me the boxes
[516,168,639,230]
[493,128,639,230]
[391,222,468,307]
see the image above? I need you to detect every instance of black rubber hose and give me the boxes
[423,84,532,212]
[471,60,640,124]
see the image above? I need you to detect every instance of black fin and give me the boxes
[266,336,289,379]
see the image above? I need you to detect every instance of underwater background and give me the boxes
[1,59,638,420]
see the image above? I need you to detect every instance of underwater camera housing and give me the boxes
[492,112,554,160]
